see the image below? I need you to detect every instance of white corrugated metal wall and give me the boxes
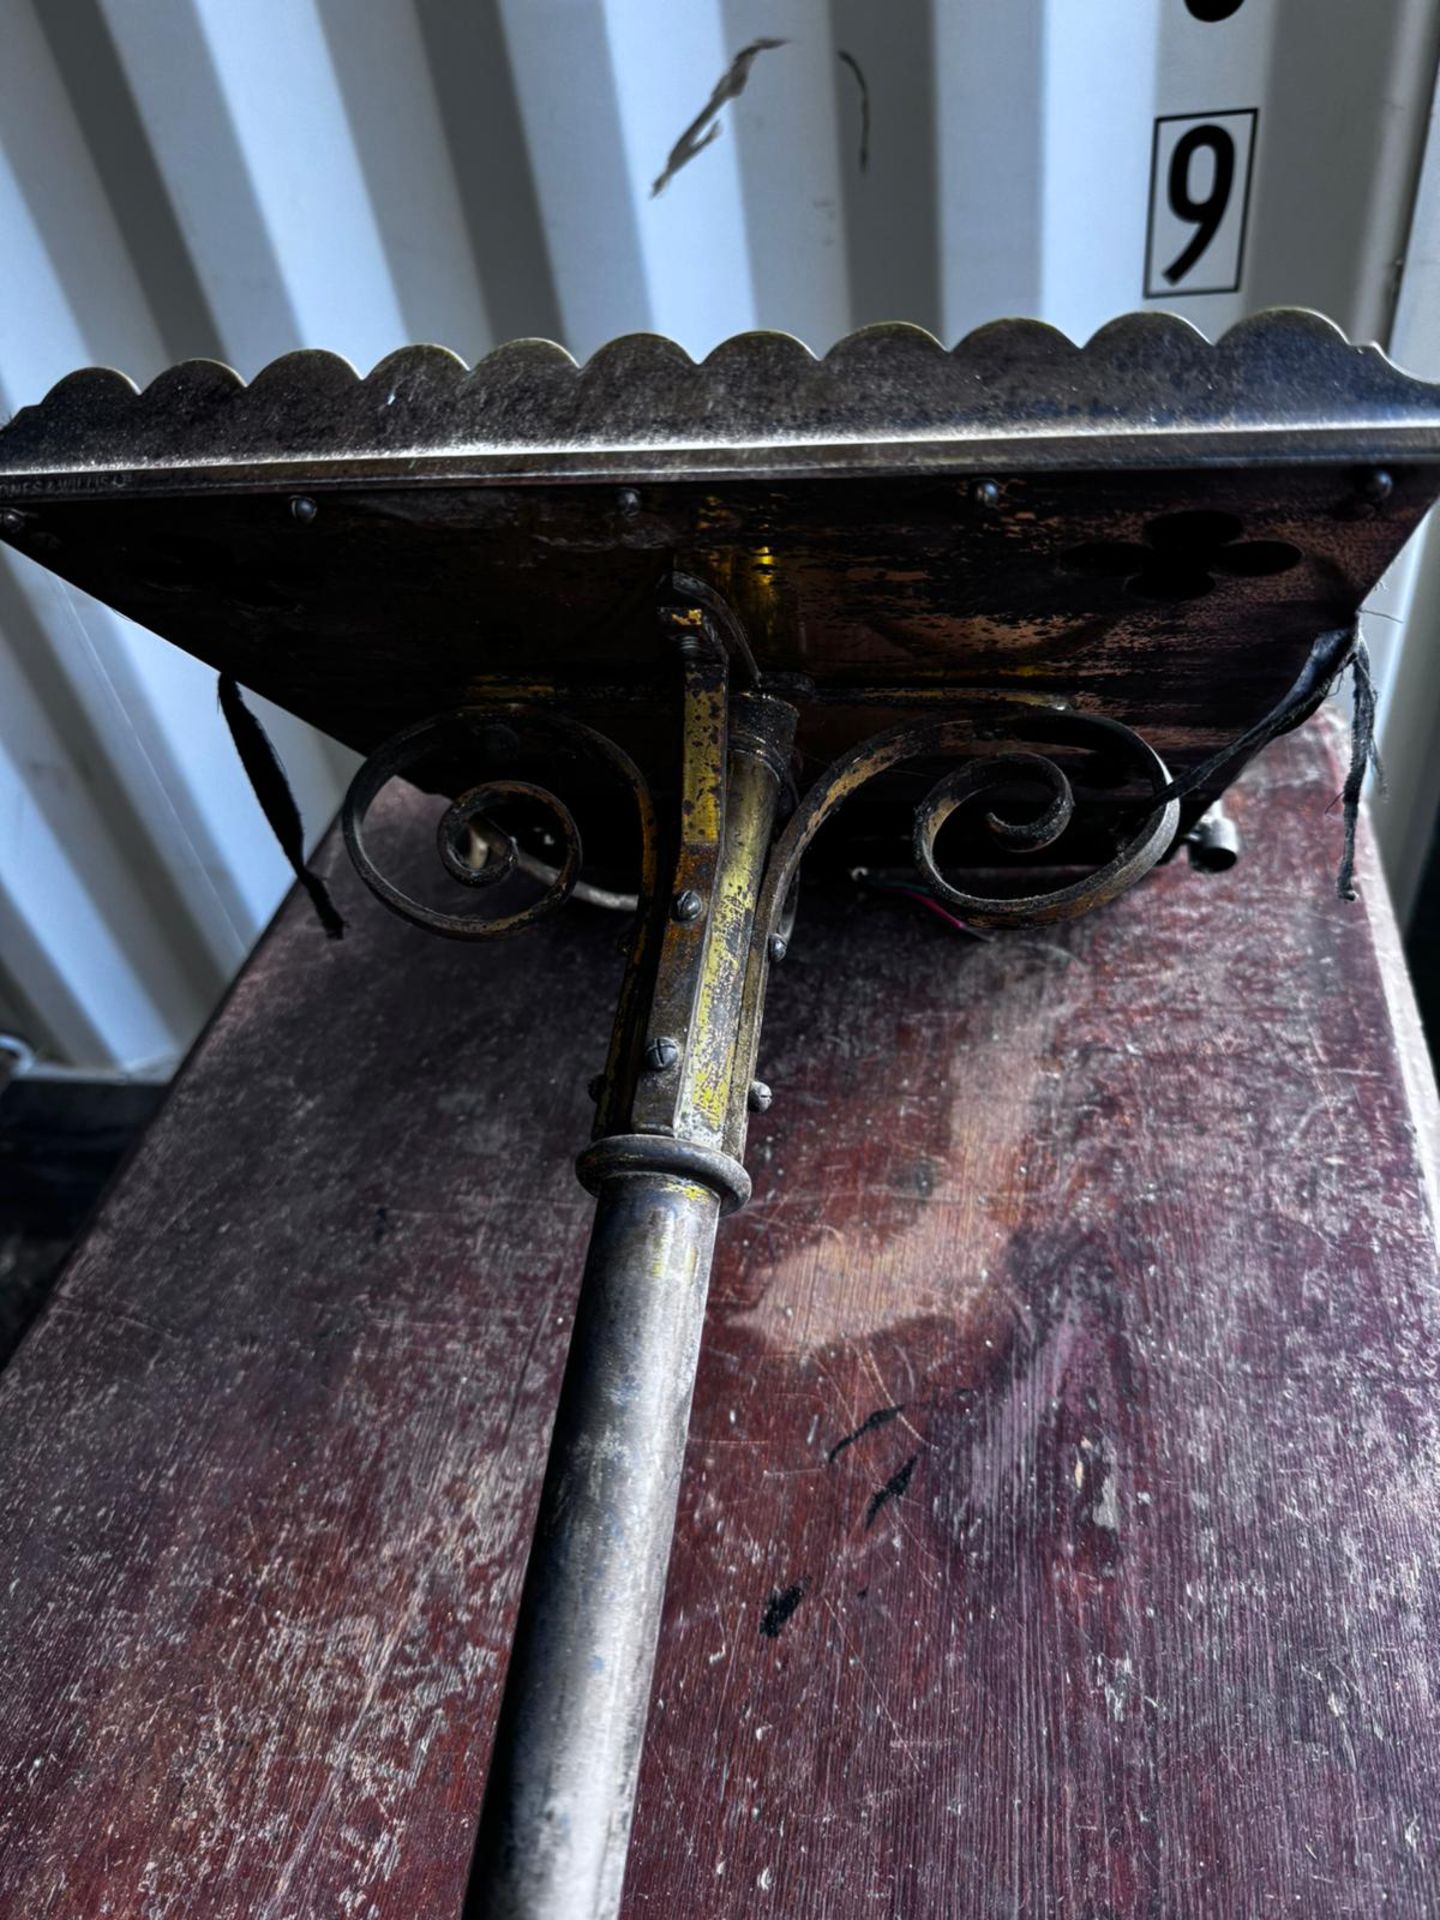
[4,0,1440,1074]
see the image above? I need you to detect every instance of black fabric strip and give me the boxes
[1148,624,1357,813]
[1337,636,1381,903]
[218,673,345,939]
[1135,622,1377,901]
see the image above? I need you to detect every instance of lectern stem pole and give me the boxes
[464,673,793,1918]
[464,1169,721,1919]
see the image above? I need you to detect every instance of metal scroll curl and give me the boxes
[341,709,656,941]
[757,705,1183,938]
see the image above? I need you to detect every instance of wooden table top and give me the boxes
[1,711,1437,1918]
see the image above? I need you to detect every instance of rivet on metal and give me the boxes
[1361,468,1394,507]
[747,1080,773,1113]
[767,934,788,963]
[0,507,26,535]
[290,494,318,523]
[617,487,641,519]
[970,477,1001,509]
[643,1036,680,1073]
[672,889,704,923]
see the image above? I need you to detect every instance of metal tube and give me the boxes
[464,1169,722,1918]
[464,687,793,1918]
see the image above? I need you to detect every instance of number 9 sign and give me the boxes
[1145,109,1258,298]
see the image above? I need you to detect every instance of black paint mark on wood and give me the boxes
[651,38,788,197]
[827,1404,904,1463]
[865,1454,918,1529]
[837,50,871,172]
[760,1580,807,1639]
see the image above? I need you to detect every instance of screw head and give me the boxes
[767,934,788,964]
[617,487,641,519]
[643,1036,680,1073]
[748,1080,773,1114]
[1361,468,1395,507]
[290,494,318,523]
[970,477,1001,509]
[0,507,24,536]
[661,607,706,658]
[672,888,704,923]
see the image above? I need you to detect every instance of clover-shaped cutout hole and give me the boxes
[1061,509,1302,603]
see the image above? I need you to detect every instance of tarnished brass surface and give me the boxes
[1,312,1439,490]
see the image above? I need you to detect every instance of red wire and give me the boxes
[870,879,990,939]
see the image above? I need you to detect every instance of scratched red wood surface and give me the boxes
[1,713,1438,1918]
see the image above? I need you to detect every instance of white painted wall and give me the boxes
[2,0,1439,1070]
